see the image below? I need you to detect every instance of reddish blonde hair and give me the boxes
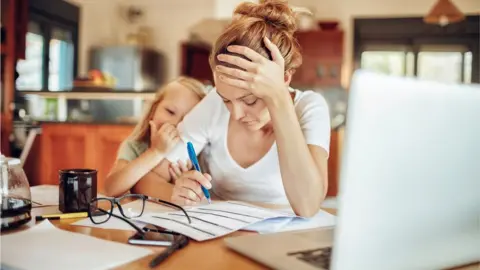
[210,0,302,73]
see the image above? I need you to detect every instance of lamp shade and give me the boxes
[424,0,465,26]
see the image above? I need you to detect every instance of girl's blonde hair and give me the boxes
[129,76,207,144]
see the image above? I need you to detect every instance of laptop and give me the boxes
[224,71,480,270]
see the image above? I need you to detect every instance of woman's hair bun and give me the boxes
[234,0,297,34]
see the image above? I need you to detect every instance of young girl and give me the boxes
[104,76,207,197]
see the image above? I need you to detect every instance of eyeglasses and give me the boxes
[88,193,191,226]
[88,194,191,267]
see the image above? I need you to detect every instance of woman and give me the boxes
[133,0,330,217]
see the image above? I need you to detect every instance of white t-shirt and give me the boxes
[167,88,330,205]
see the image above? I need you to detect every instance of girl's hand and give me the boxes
[215,37,289,103]
[169,160,192,184]
[149,121,180,154]
[171,171,212,206]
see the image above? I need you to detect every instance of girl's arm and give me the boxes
[104,122,179,197]
[104,149,169,197]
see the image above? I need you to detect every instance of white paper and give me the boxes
[30,185,107,207]
[30,185,61,207]
[0,220,152,270]
[135,201,296,241]
[243,208,336,234]
[72,199,171,231]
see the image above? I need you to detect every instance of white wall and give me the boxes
[70,0,479,84]
[69,0,215,81]
[215,0,258,18]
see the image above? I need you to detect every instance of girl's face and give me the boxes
[151,82,201,127]
[214,72,270,131]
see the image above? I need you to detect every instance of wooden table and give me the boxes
[4,191,478,270]
[4,195,335,270]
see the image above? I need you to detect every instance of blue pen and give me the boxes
[187,142,211,204]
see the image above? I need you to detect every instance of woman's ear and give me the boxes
[284,70,294,85]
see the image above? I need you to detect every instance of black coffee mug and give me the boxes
[59,169,97,213]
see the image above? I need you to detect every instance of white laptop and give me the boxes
[224,71,480,270]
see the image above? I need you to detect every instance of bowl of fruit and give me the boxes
[73,70,116,91]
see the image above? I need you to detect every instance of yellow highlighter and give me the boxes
[36,212,89,221]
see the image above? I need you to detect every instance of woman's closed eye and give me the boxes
[166,108,176,115]
[243,98,258,106]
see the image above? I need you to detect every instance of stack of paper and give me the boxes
[1,220,152,270]
[243,208,336,234]
[73,200,336,238]
[134,201,297,241]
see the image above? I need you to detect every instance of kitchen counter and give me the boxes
[33,120,137,126]
[23,122,342,197]
[19,90,157,100]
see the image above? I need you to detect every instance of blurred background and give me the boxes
[1,0,478,196]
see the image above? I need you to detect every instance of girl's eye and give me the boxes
[244,99,258,106]
[222,99,230,104]
[166,109,175,115]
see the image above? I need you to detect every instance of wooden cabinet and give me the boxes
[94,125,135,188]
[180,42,213,85]
[292,30,343,88]
[40,124,92,185]
[327,130,339,197]
[38,123,134,193]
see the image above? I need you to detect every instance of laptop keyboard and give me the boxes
[287,246,332,269]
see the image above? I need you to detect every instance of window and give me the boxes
[360,50,415,77]
[16,22,44,90]
[361,46,472,83]
[354,17,479,84]
[417,52,463,83]
[15,1,78,91]
[464,52,472,84]
[49,27,74,91]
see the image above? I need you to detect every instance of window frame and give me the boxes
[17,0,79,91]
[354,16,479,83]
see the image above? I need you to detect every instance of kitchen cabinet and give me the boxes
[291,30,344,88]
[180,42,213,85]
[36,123,134,193]
[327,130,340,197]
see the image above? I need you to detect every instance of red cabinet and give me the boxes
[292,30,344,88]
[36,124,134,193]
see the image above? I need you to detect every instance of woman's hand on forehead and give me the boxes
[215,37,289,103]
